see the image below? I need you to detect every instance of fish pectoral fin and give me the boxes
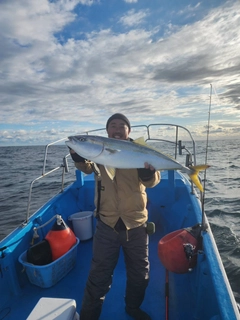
[105,166,116,180]
[188,165,210,192]
[105,147,121,154]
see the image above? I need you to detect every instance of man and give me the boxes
[70,113,161,320]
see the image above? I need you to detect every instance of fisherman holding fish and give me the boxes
[69,113,160,320]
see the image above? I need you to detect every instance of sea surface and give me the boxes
[0,139,240,302]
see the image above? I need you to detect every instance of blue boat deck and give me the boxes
[7,230,196,320]
[1,169,239,320]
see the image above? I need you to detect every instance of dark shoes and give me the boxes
[125,306,151,320]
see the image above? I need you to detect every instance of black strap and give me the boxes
[96,180,101,220]
[90,163,102,220]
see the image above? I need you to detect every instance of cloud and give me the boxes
[124,0,138,3]
[0,0,240,145]
[119,9,149,27]
[0,0,79,45]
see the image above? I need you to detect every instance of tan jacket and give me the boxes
[75,161,160,230]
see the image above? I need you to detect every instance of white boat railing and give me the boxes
[24,137,70,225]
[24,123,197,224]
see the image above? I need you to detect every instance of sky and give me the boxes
[0,0,240,146]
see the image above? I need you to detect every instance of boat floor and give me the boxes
[8,230,194,320]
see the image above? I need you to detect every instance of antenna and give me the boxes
[201,84,212,231]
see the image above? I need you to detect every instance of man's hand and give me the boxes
[68,148,86,163]
[144,162,155,171]
[138,163,156,181]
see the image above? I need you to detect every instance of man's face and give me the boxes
[107,119,130,140]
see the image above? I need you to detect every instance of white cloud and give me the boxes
[0,1,240,145]
[119,9,149,27]
[0,0,77,45]
[124,0,138,3]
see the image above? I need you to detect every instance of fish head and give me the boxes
[66,135,104,160]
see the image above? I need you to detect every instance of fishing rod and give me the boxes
[165,269,169,320]
[160,85,213,320]
[201,84,212,231]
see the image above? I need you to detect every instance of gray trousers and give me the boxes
[80,219,149,320]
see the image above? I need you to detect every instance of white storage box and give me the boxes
[27,297,79,320]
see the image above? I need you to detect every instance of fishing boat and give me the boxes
[0,123,239,320]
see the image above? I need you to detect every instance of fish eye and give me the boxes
[79,137,86,142]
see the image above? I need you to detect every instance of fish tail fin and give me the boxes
[188,165,210,192]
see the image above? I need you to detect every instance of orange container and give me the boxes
[45,218,76,261]
[158,225,201,274]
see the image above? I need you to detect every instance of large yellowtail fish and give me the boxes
[66,135,209,192]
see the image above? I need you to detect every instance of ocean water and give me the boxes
[0,139,240,301]
[0,145,76,238]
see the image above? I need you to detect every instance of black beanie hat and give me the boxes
[106,113,131,131]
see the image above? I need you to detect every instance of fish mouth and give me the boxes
[66,136,80,148]
[67,135,104,159]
